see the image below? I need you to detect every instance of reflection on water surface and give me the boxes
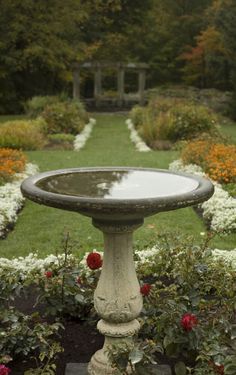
[37,170,199,200]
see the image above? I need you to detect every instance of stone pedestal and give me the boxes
[138,69,146,106]
[87,219,143,374]
[65,363,172,375]
[117,68,125,106]
[73,69,80,99]
[94,68,102,107]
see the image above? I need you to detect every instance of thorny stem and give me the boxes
[61,232,70,306]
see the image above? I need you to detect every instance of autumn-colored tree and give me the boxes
[125,0,212,85]
[181,26,229,88]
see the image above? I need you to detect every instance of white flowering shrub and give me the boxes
[126,119,151,152]
[0,163,39,238]
[169,159,236,233]
[74,118,96,151]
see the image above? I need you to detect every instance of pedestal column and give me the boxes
[94,67,102,108]
[117,68,125,107]
[88,219,143,375]
[138,70,146,106]
[73,68,80,99]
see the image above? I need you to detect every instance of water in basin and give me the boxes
[37,170,199,200]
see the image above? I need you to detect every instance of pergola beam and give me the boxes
[72,61,149,106]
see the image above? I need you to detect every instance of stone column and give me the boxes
[94,67,102,108]
[73,68,80,99]
[88,219,143,375]
[117,67,125,107]
[138,70,146,106]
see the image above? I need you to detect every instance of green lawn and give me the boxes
[0,113,235,258]
[220,121,236,144]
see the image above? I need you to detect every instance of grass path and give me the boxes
[0,114,235,258]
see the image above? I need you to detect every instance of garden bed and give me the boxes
[9,284,190,375]
[10,319,103,375]
[2,244,236,375]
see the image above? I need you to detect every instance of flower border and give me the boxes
[0,163,39,238]
[0,245,235,278]
[169,159,236,233]
[125,119,151,152]
[73,118,96,151]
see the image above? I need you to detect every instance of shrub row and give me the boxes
[0,97,89,150]
[130,98,221,148]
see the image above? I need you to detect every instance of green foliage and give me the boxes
[32,235,96,318]
[0,247,63,373]
[223,183,236,198]
[158,103,219,141]
[106,340,160,374]
[0,309,62,358]
[24,342,62,375]
[1,228,236,373]
[0,0,152,113]
[215,0,236,118]
[106,234,236,374]
[131,99,220,146]
[42,100,88,135]
[0,262,62,369]
[25,96,64,118]
[130,106,145,128]
[47,133,75,144]
[0,119,46,150]
[135,234,236,373]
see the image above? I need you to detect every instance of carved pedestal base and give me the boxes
[88,320,140,374]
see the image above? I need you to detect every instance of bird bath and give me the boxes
[21,167,214,374]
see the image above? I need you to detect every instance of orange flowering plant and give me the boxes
[0,148,27,185]
[181,140,236,184]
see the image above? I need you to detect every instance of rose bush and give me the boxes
[1,234,236,374]
[0,365,11,375]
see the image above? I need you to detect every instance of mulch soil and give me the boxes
[11,321,104,375]
[10,290,104,375]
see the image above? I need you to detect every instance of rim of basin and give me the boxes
[20,167,214,219]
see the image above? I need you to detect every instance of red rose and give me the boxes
[140,283,152,296]
[181,313,198,331]
[215,364,224,375]
[77,276,82,285]
[209,361,224,374]
[0,365,11,375]
[45,271,53,278]
[86,252,103,270]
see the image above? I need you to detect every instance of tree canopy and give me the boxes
[0,0,235,113]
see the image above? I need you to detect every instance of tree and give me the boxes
[0,0,152,113]
[0,0,88,112]
[181,26,229,88]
